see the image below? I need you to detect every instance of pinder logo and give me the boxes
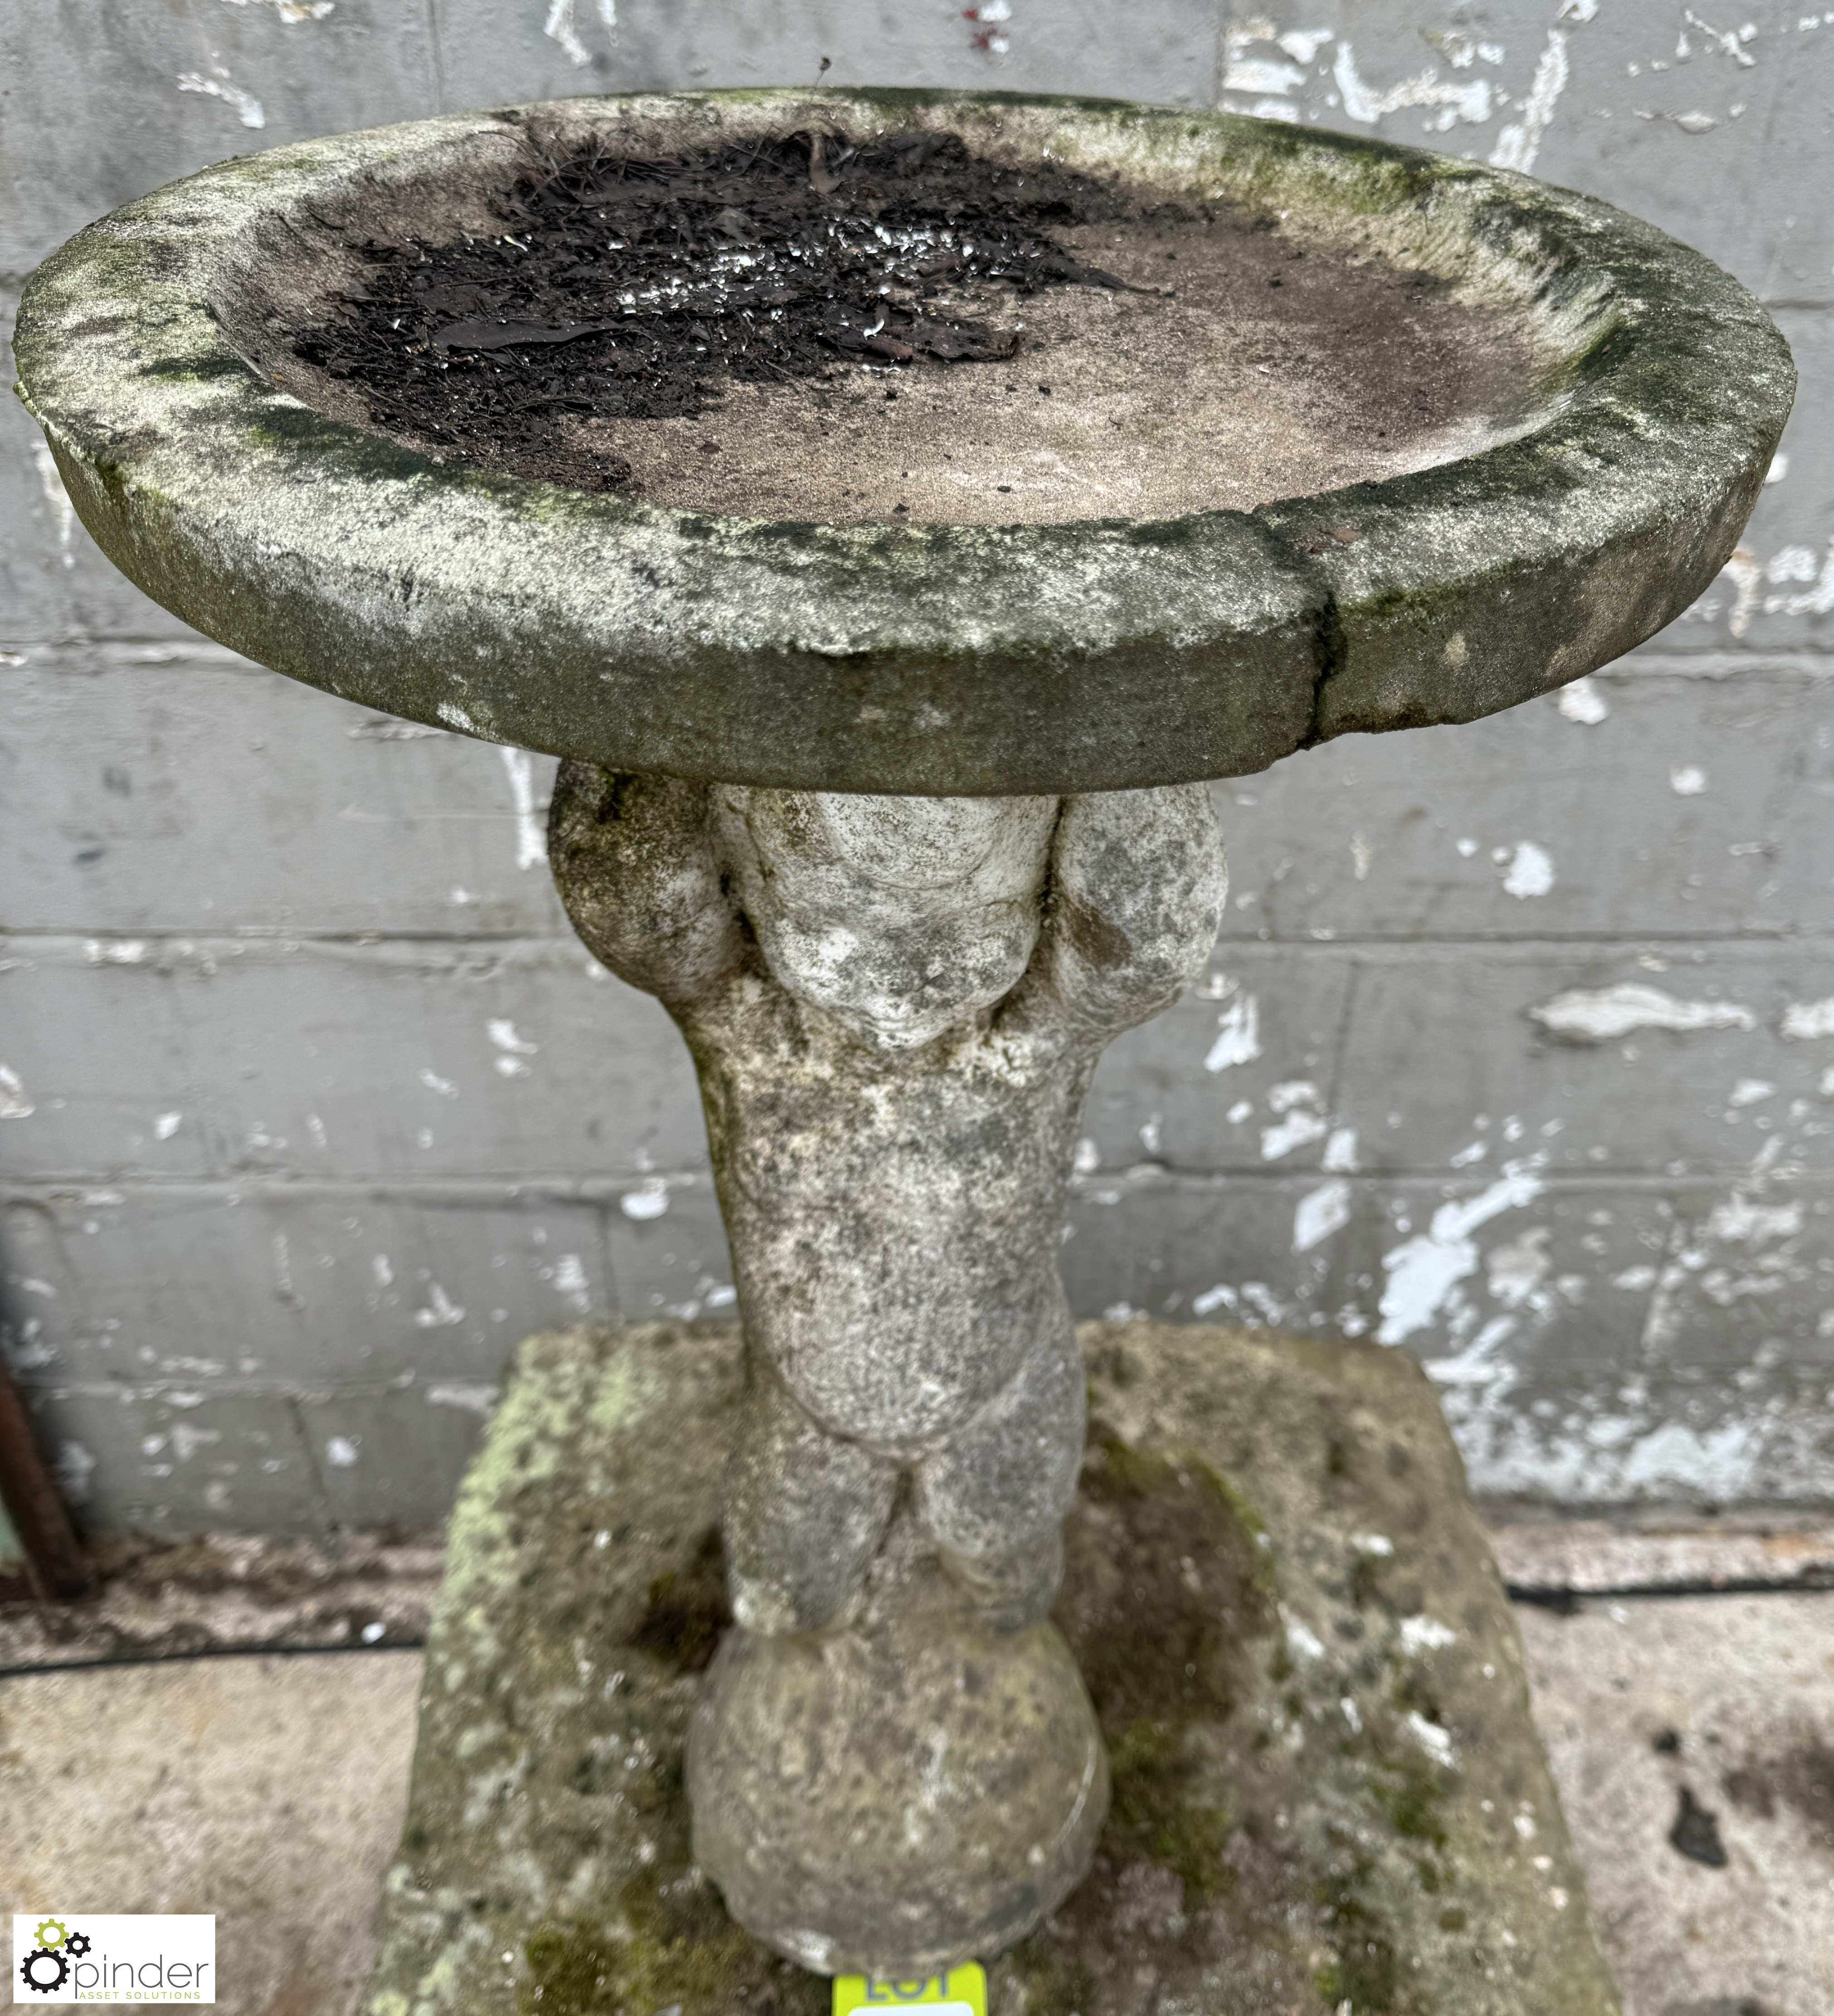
[12,1919,214,2004]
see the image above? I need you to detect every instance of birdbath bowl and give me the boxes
[16,87,1790,1984]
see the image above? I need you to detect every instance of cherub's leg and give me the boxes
[915,1295,1085,1630]
[725,1351,898,1636]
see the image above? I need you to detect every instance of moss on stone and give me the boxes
[627,1527,732,1676]
[1063,1438,1275,1905]
[364,1321,1619,2016]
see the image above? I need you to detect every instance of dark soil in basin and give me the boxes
[291,127,1544,523]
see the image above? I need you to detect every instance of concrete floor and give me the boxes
[1,1652,422,2016]
[1518,1594,1834,2016]
[2,1597,1830,2016]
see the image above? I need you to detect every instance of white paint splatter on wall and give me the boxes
[427,1382,499,1415]
[1293,1178,1351,1253]
[215,0,335,18]
[414,1282,466,1328]
[1332,43,1494,130]
[1489,28,1569,170]
[1501,841,1555,898]
[544,0,616,67]
[1378,1164,1546,1344]
[1691,539,1834,633]
[30,444,76,569]
[620,1178,671,1220]
[498,747,547,870]
[1781,997,1834,1040]
[1556,677,1609,724]
[1261,1081,1328,1160]
[489,1018,539,1076]
[1203,989,1261,1071]
[1532,984,1756,1042]
[176,57,266,128]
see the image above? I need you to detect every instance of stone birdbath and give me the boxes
[17,87,1789,2010]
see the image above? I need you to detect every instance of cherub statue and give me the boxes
[549,770,1227,1640]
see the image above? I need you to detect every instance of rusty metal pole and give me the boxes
[0,1354,93,1603]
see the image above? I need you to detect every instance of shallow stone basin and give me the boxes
[13,88,1793,795]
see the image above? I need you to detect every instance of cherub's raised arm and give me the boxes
[547,762,743,1006]
[1021,784,1227,1047]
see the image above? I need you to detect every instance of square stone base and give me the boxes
[364,1320,1619,2016]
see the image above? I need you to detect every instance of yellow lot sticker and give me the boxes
[832,1965,987,2016]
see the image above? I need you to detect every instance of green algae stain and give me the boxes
[1056,1435,1277,1907]
[518,1842,824,2016]
[630,1526,732,1675]
[1309,1724,1451,2012]
[1313,1874,1403,2014]
[1001,1933,1094,2016]
[522,1924,620,2016]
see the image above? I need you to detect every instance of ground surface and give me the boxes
[0,1651,423,2016]
[3,1600,1829,2015]
[1518,1593,1834,2016]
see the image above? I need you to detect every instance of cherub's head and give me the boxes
[718,789,1060,1047]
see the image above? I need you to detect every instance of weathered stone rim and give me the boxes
[13,87,1794,794]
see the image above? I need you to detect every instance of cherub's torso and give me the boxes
[680,976,1091,1453]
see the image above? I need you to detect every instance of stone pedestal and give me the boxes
[364,1320,1620,2016]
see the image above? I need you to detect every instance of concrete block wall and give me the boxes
[2,1,1830,1535]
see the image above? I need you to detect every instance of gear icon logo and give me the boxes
[19,1947,69,1996]
[32,1922,67,1952]
[64,1933,93,1959]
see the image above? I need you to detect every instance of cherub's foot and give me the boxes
[939,1529,1065,1632]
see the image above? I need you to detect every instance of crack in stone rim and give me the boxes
[12,87,1795,794]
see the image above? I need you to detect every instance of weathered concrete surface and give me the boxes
[1520,1592,1834,2016]
[2,2,1831,1533]
[361,1318,1617,2015]
[0,1649,422,2016]
[688,1536,1112,1975]
[548,777,1225,1963]
[552,784,1212,1958]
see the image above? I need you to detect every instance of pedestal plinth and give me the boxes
[364,1320,1619,2016]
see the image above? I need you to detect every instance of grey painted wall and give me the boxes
[3,0,1832,1536]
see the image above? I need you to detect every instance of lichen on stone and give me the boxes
[365,1320,1620,2016]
